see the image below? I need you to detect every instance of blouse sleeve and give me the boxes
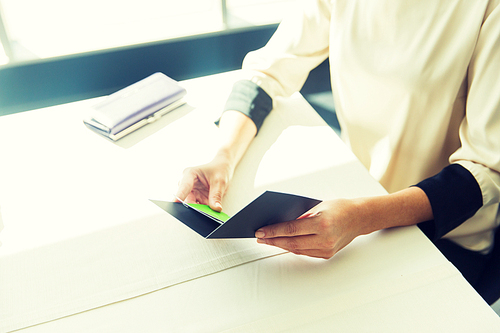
[220,0,332,131]
[449,1,500,211]
[416,164,483,241]
[417,1,500,243]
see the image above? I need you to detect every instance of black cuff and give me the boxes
[216,80,273,133]
[416,164,483,241]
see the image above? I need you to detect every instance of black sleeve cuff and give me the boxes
[216,80,273,133]
[415,163,483,241]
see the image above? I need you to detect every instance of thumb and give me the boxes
[208,185,224,213]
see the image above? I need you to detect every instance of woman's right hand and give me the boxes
[175,110,258,212]
[175,153,234,212]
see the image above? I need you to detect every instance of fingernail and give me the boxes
[255,229,265,238]
[213,201,223,212]
[257,238,266,244]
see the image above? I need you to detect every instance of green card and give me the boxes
[187,203,231,222]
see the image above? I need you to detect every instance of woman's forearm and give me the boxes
[215,110,257,170]
[355,186,434,236]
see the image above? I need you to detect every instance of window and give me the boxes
[226,0,293,27]
[0,0,294,66]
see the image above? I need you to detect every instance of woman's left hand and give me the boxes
[255,199,366,259]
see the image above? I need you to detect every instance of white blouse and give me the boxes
[237,0,500,252]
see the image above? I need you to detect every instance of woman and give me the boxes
[176,0,500,300]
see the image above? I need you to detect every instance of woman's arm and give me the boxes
[255,187,434,259]
[175,110,257,212]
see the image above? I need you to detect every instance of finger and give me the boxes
[256,237,336,259]
[173,194,182,203]
[185,191,209,205]
[297,204,322,219]
[297,211,321,220]
[175,170,197,201]
[255,218,316,239]
[208,189,223,212]
[289,249,335,260]
[256,234,320,252]
[208,177,226,212]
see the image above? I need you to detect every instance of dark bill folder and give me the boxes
[151,191,322,239]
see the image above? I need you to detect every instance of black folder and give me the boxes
[151,191,322,238]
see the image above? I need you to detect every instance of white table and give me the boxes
[1,71,499,332]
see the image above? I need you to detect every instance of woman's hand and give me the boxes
[255,199,366,259]
[176,153,234,212]
[175,110,258,212]
[255,187,433,259]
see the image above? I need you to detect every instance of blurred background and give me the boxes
[0,0,291,64]
[0,0,336,129]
